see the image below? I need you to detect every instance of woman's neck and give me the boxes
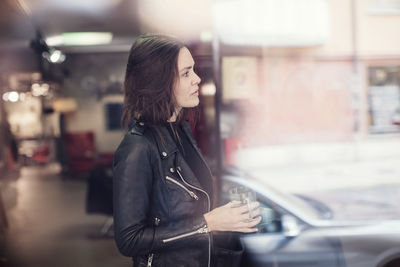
[168,107,182,122]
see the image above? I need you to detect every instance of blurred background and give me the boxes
[0,0,399,266]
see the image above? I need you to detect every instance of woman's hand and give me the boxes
[203,201,262,233]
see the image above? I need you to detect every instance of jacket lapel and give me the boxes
[181,121,213,177]
[149,122,212,191]
[150,124,179,158]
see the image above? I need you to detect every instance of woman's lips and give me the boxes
[191,90,199,96]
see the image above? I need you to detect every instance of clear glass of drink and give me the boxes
[228,186,257,219]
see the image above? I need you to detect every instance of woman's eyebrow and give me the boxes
[179,66,192,72]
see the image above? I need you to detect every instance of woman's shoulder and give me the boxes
[128,121,146,136]
[115,123,157,158]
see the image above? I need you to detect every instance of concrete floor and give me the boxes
[1,150,399,267]
[0,164,131,267]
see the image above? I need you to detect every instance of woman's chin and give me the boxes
[183,99,200,108]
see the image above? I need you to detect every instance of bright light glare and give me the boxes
[42,83,49,90]
[212,0,330,46]
[200,31,213,43]
[8,91,19,102]
[2,92,9,101]
[41,49,66,64]
[137,0,213,41]
[32,83,49,96]
[46,32,113,46]
[49,50,65,63]
[200,83,216,96]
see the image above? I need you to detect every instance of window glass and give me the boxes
[368,66,400,133]
[368,0,400,12]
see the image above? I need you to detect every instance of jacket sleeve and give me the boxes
[113,134,209,258]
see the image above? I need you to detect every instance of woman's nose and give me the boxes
[192,72,201,85]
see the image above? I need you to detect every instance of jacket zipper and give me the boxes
[147,254,153,267]
[180,129,215,267]
[176,168,211,267]
[175,169,210,212]
[162,224,209,243]
[165,176,199,200]
[147,217,161,267]
[163,168,211,265]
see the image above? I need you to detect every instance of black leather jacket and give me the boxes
[113,120,214,267]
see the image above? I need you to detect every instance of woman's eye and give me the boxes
[182,71,190,77]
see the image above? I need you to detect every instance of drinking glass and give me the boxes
[228,186,257,219]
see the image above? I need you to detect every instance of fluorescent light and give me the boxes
[46,35,64,46]
[46,32,113,46]
[62,32,113,46]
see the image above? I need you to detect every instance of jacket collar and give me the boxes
[129,120,179,159]
[151,123,179,159]
[131,120,198,161]
[137,120,211,191]
[129,120,178,158]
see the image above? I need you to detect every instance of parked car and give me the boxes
[220,168,400,267]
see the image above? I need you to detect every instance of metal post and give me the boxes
[351,0,362,135]
[351,0,362,161]
[212,32,223,190]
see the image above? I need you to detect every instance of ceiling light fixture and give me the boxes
[46,32,113,46]
[42,49,66,63]
[30,30,66,64]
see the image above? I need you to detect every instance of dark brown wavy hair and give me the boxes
[121,34,198,128]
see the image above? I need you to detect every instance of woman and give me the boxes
[113,34,261,267]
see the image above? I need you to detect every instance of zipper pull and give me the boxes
[197,225,210,234]
[154,217,160,226]
[147,253,154,267]
[189,191,199,200]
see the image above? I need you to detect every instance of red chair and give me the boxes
[32,144,50,164]
[64,131,113,175]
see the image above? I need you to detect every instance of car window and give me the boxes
[221,173,322,222]
[257,203,282,233]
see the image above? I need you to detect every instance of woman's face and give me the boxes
[174,47,201,110]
